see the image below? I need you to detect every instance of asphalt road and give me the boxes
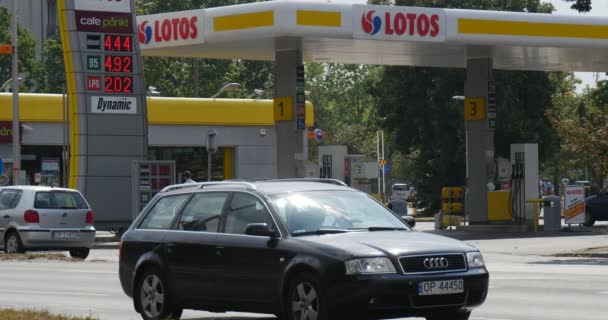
[0,228,607,320]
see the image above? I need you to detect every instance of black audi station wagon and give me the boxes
[119,179,488,320]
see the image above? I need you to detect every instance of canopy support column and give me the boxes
[274,37,305,178]
[465,46,495,224]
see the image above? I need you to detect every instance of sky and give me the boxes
[308,0,608,92]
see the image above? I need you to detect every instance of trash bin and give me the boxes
[543,195,562,231]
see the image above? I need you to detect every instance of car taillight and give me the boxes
[24,210,39,223]
[86,210,94,225]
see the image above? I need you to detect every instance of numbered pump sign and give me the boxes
[564,185,585,225]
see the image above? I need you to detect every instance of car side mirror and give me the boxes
[401,215,416,228]
[245,223,277,237]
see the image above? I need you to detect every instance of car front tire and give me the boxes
[426,310,471,320]
[4,231,25,254]
[583,211,596,227]
[134,267,182,320]
[69,247,90,259]
[285,272,327,320]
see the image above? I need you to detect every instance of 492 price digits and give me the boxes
[105,55,132,73]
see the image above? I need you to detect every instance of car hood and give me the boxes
[296,231,476,257]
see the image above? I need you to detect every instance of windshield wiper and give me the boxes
[291,228,350,236]
[349,226,408,231]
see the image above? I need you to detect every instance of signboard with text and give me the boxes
[564,185,585,224]
[75,0,131,13]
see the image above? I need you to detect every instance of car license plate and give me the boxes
[418,279,463,296]
[53,231,79,239]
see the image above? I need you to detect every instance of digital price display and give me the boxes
[104,75,132,93]
[104,55,132,73]
[104,34,132,52]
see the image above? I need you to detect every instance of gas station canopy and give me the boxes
[137,1,608,72]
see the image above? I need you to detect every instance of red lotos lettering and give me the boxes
[171,18,180,40]
[394,13,406,35]
[417,14,430,36]
[385,12,394,35]
[161,20,171,41]
[407,13,416,35]
[430,14,440,37]
[190,16,198,38]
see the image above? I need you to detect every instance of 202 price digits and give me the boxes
[105,55,132,73]
[104,76,132,93]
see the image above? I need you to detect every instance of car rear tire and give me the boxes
[134,267,182,320]
[69,247,90,259]
[583,212,596,227]
[285,272,327,320]
[426,310,471,320]
[4,231,25,254]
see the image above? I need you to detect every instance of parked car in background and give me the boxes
[584,185,608,227]
[119,179,488,320]
[0,186,95,259]
[391,183,414,201]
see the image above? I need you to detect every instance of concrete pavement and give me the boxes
[1,228,607,320]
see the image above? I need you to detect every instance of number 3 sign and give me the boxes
[464,97,487,121]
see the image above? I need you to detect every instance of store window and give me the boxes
[148,147,226,183]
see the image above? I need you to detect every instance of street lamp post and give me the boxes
[11,0,20,185]
[211,83,241,98]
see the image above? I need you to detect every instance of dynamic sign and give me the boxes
[76,10,133,34]
[91,96,137,114]
[136,10,204,49]
[354,5,446,42]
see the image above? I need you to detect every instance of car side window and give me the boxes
[224,193,274,235]
[0,189,20,210]
[139,194,190,230]
[178,192,228,232]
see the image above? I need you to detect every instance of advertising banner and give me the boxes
[75,0,131,13]
[75,10,133,34]
[564,185,585,224]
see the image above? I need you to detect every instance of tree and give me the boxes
[371,0,562,213]
[564,0,592,12]
[0,7,45,92]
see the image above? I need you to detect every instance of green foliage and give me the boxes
[40,38,65,93]
[0,7,45,92]
[564,0,592,12]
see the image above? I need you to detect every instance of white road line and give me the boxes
[0,267,116,274]
[472,317,513,320]
[488,286,502,289]
[0,289,108,297]
[598,291,608,295]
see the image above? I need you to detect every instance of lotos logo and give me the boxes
[362,11,382,35]
[360,9,441,38]
[137,16,198,45]
[138,21,152,44]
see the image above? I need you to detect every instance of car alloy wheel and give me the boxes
[5,232,24,254]
[291,281,320,320]
[140,274,166,319]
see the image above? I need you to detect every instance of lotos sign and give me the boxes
[136,10,204,49]
[353,5,446,42]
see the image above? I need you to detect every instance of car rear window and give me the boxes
[35,191,88,209]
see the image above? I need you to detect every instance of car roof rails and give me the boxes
[259,178,348,187]
[160,181,257,193]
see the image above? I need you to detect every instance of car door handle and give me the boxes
[215,246,224,256]
[2,215,8,218]
[166,243,177,254]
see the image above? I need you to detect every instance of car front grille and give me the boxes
[410,293,467,308]
[399,253,467,274]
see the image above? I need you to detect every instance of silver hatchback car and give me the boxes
[0,186,96,259]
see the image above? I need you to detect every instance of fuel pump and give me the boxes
[509,144,539,226]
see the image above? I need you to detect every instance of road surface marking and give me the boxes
[472,317,513,320]
[0,289,107,297]
[599,291,608,295]
[0,267,116,274]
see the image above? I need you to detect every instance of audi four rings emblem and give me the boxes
[423,257,449,269]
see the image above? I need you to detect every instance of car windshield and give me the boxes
[270,190,409,235]
[392,184,409,191]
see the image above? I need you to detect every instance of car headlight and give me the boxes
[345,257,396,275]
[466,251,485,268]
